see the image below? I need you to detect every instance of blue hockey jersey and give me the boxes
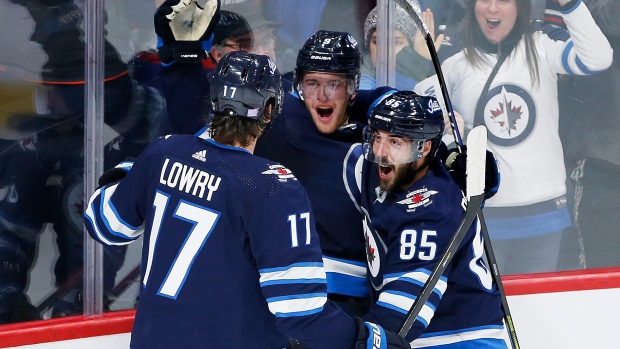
[84,134,358,349]
[346,147,509,347]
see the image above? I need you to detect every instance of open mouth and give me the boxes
[379,165,393,179]
[486,19,500,30]
[316,106,334,120]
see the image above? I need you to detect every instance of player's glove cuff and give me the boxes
[158,41,206,64]
[354,317,410,349]
[444,146,500,200]
[97,161,134,188]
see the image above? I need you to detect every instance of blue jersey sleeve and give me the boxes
[161,63,210,135]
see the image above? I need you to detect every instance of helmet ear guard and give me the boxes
[364,91,444,164]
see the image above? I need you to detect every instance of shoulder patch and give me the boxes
[261,164,297,182]
[396,188,438,212]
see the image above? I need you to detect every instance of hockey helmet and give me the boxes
[363,91,444,165]
[294,30,362,99]
[210,51,283,124]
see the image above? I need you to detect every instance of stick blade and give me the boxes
[466,125,487,200]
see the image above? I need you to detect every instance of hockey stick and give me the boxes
[477,213,520,348]
[394,0,463,150]
[394,2,520,347]
[398,125,487,337]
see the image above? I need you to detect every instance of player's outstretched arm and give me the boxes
[155,0,220,64]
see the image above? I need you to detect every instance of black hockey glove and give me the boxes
[154,0,220,64]
[354,317,410,349]
[97,161,134,189]
[444,146,500,200]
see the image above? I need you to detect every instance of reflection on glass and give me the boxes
[0,0,161,324]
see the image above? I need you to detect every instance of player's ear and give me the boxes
[422,140,432,157]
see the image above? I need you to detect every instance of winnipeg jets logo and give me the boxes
[363,218,381,279]
[262,165,297,182]
[397,188,438,211]
[489,88,523,135]
[476,84,536,146]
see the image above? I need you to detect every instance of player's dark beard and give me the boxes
[379,163,415,193]
[379,158,429,193]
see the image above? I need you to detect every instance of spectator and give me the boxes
[206,2,281,66]
[263,0,375,74]
[359,2,440,91]
[415,0,612,274]
[545,0,620,269]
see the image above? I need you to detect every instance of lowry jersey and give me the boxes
[415,0,612,207]
[346,147,508,347]
[84,134,358,349]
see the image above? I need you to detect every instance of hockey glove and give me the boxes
[444,146,500,200]
[354,317,410,349]
[154,0,220,64]
[97,162,134,188]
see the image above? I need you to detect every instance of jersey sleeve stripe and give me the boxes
[84,189,134,246]
[266,293,327,317]
[323,256,367,277]
[260,263,326,285]
[99,184,142,238]
[377,290,415,314]
[259,262,324,274]
[384,270,448,298]
[376,297,435,328]
[261,278,326,286]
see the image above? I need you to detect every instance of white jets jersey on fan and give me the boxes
[415,0,612,207]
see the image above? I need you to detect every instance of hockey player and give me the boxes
[253,30,398,316]
[83,51,410,349]
[349,90,509,347]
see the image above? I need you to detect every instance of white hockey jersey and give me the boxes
[415,0,612,207]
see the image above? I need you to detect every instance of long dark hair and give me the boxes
[461,0,540,84]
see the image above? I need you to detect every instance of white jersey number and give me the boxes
[400,229,437,261]
[288,212,311,247]
[143,190,220,299]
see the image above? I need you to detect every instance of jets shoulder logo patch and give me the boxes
[261,165,297,182]
[397,188,438,212]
